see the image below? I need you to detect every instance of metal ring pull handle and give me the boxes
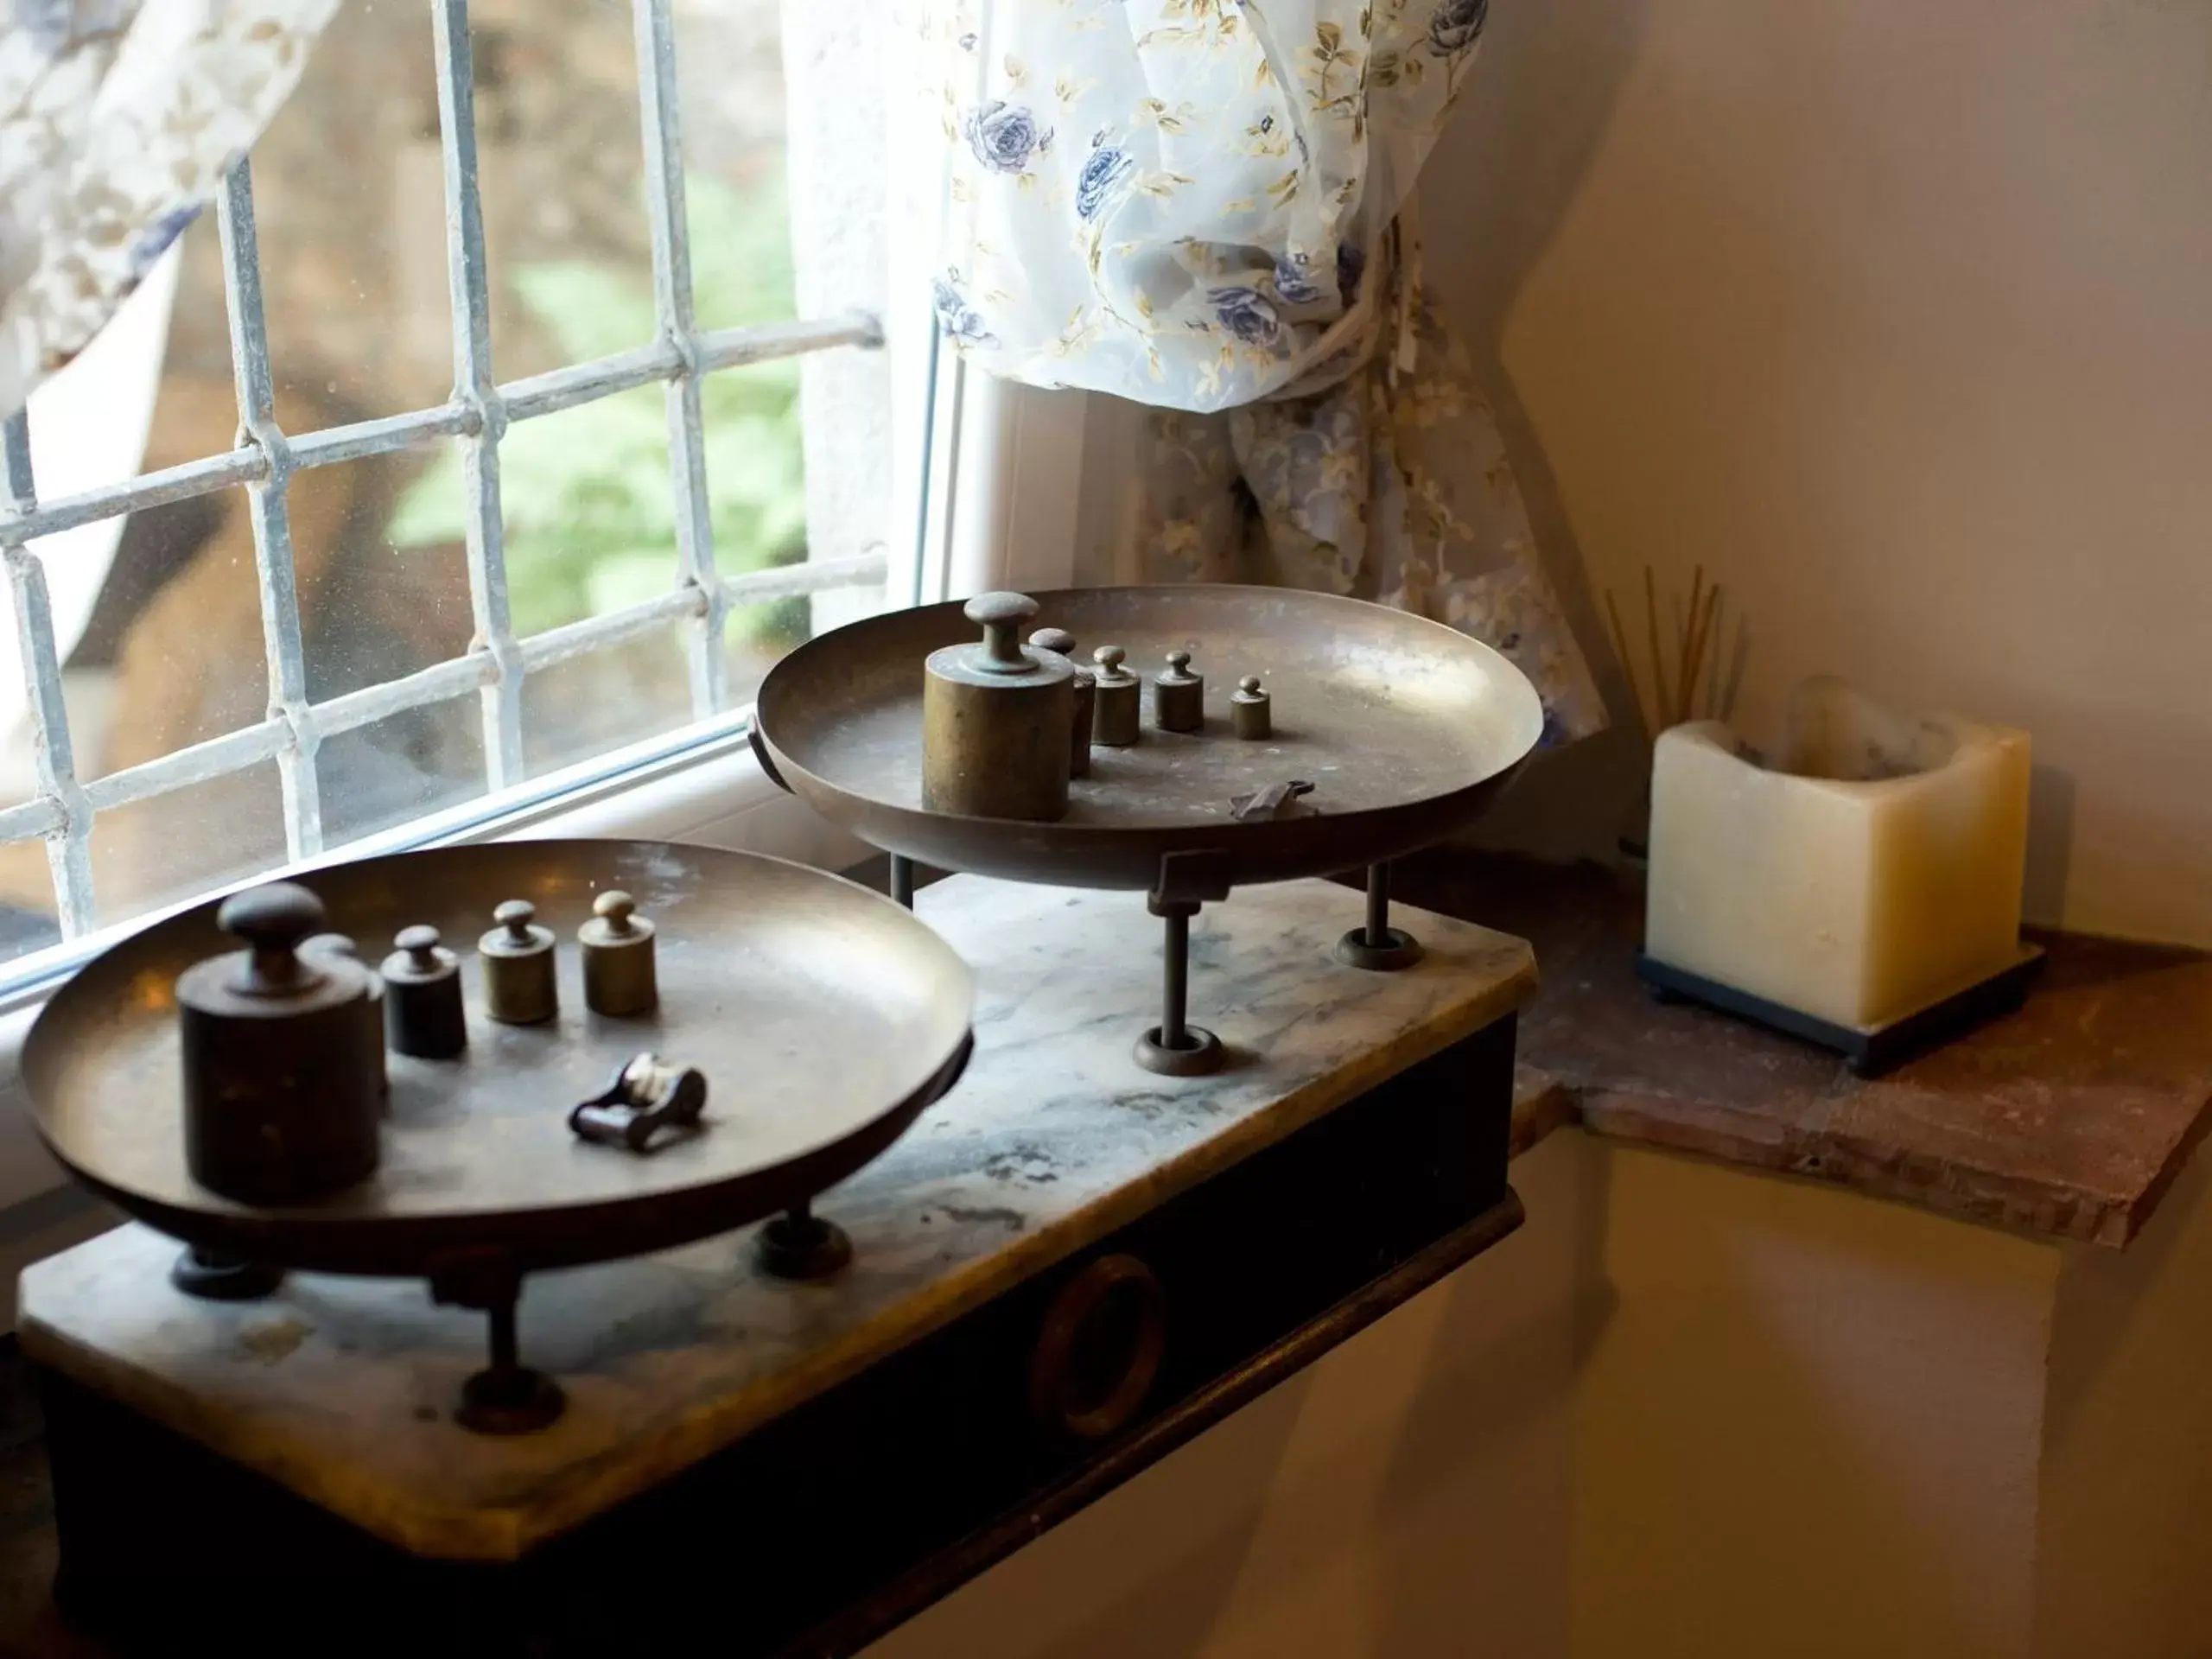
[1027,1253,1167,1440]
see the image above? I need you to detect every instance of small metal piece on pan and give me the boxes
[569,1052,709,1153]
[1229,779,1316,823]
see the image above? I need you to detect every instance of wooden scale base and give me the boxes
[22,875,1535,1656]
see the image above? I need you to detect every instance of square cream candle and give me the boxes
[1644,677,2031,1031]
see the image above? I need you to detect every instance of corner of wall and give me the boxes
[2034,1141,2212,1658]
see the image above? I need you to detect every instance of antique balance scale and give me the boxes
[17,584,1544,1646]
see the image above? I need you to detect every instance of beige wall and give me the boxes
[1571,1145,2056,1658]
[2036,1137,2212,1657]
[870,1129,1586,1659]
[864,1122,2212,1658]
[1424,0,2212,947]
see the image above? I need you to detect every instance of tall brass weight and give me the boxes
[921,593,1074,821]
[176,884,384,1205]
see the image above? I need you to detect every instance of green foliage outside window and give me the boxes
[386,174,807,645]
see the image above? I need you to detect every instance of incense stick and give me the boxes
[1643,565,1673,728]
[1604,588,1649,734]
[1680,578,1720,726]
[1681,570,1716,725]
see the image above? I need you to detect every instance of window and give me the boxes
[0,0,913,988]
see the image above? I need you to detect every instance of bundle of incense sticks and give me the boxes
[1605,564,1730,738]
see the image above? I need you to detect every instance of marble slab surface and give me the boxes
[18,875,1532,1561]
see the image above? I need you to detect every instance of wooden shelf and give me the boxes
[1396,852,2212,1248]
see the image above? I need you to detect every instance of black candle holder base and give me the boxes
[1634,946,2046,1077]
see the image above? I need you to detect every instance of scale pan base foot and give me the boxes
[1334,928,1423,972]
[169,1248,284,1302]
[456,1365,565,1435]
[1134,1025,1224,1077]
[757,1209,855,1281]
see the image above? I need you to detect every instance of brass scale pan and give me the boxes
[754,584,1543,1071]
[753,584,1546,893]
[23,840,975,1283]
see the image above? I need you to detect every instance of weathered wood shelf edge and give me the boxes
[1403,852,2212,1249]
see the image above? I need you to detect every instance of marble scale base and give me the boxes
[20,874,1535,1656]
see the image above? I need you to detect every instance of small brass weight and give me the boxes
[303,931,387,1101]
[1090,645,1141,747]
[1030,626,1093,779]
[921,592,1073,821]
[1153,651,1204,734]
[381,925,467,1059]
[479,899,558,1025]
[579,890,658,1016]
[1230,675,1271,740]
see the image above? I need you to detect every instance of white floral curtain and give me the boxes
[1139,219,1606,743]
[0,0,339,422]
[925,0,1605,741]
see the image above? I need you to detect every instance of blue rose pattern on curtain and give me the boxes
[926,0,1492,407]
[0,0,339,420]
[925,0,1605,742]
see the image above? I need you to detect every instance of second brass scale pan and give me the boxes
[753,585,1546,893]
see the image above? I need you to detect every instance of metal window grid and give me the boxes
[0,0,885,942]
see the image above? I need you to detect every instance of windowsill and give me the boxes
[1410,851,2212,1249]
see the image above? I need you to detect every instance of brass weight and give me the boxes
[176,884,384,1205]
[1230,675,1272,740]
[381,925,467,1059]
[1090,645,1140,747]
[479,899,559,1025]
[921,592,1073,821]
[1069,661,1096,777]
[1153,650,1205,734]
[579,890,658,1016]
[303,931,388,1101]
[1029,626,1094,779]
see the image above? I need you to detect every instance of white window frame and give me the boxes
[0,0,1096,1268]
[0,0,889,984]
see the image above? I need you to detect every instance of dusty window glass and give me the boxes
[0,0,888,966]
